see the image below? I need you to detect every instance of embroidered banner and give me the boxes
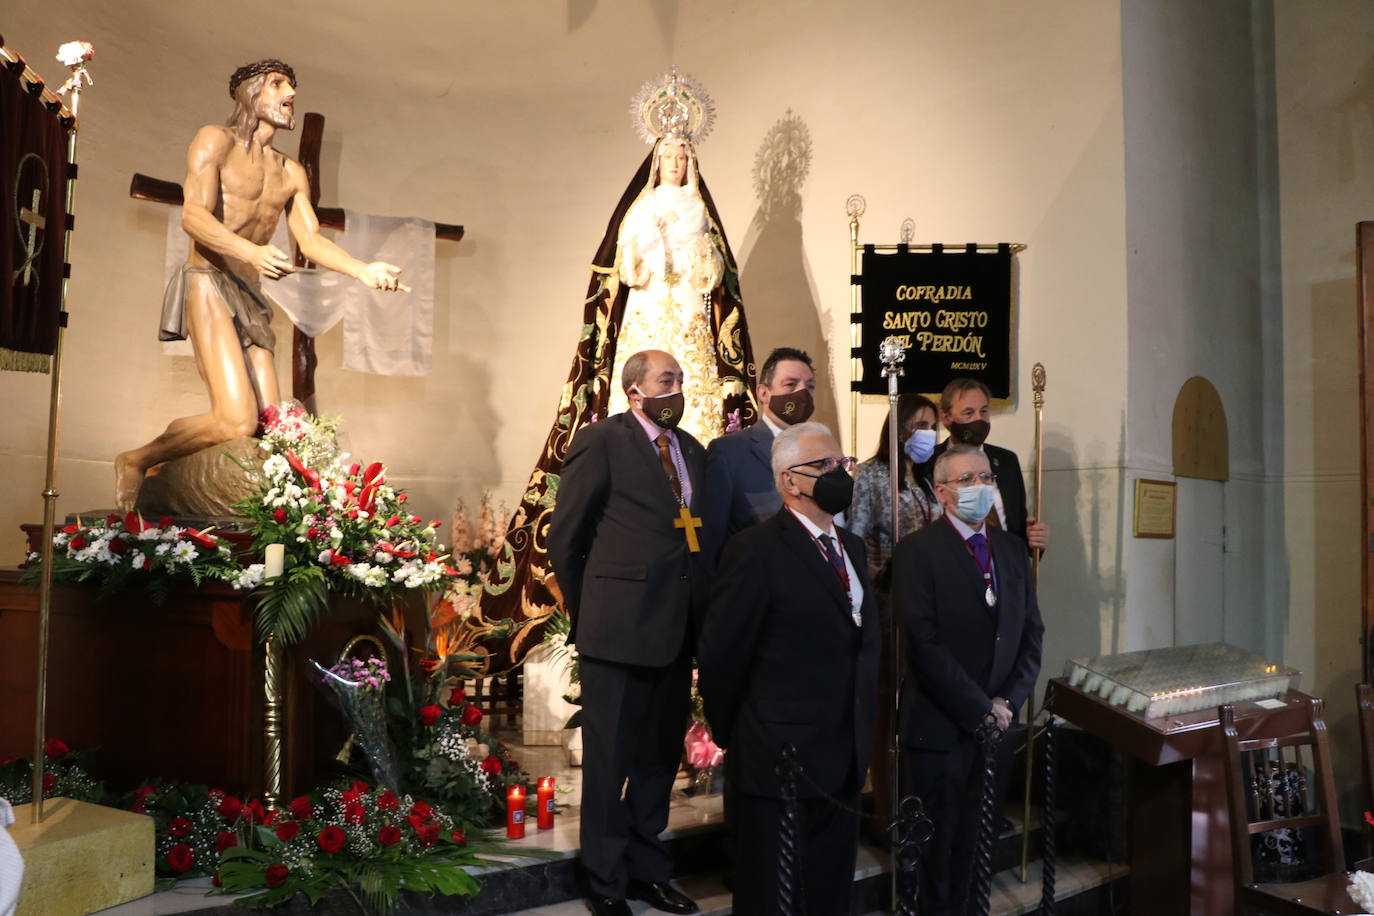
[0,65,70,372]
[852,245,1013,398]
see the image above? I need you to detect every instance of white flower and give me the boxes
[373,551,393,565]
[318,549,333,565]
[233,564,266,590]
[262,456,290,479]
[56,41,94,67]
[329,527,343,542]
[155,543,171,556]
[170,540,198,563]
[137,528,161,541]
[130,551,147,571]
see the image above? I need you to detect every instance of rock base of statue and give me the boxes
[135,436,260,519]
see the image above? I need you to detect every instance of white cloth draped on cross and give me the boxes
[161,208,435,376]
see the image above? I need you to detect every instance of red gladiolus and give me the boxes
[273,508,288,523]
[451,829,467,846]
[265,864,289,888]
[410,801,433,819]
[376,791,399,812]
[42,773,55,793]
[480,755,502,775]
[378,824,402,847]
[216,831,238,854]
[288,796,313,820]
[167,816,192,838]
[69,535,87,550]
[43,738,69,758]
[419,705,442,726]
[317,826,347,854]
[461,705,483,727]
[449,687,466,705]
[217,796,243,820]
[275,821,299,842]
[344,802,366,824]
[166,844,194,873]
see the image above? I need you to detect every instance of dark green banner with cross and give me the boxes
[2,64,71,372]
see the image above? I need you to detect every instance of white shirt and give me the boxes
[787,506,865,626]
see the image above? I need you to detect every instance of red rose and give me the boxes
[344,802,366,824]
[348,463,361,477]
[69,535,87,550]
[378,824,402,847]
[405,814,424,831]
[409,515,422,524]
[460,705,483,727]
[264,864,289,888]
[216,831,238,854]
[419,705,442,727]
[398,493,408,503]
[317,826,346,854]
[376,790,399,812]
[217,796,243,820]
[288,796,313,820]
[349,780,370,793]
[431,521,442,530]
[158,516,173,528]
[42,773,55,793]
[273,508,288,523]
[451,829,466,846]
[106,513,120,525]
[341,790,360,805]
[275,821,299,842]
[449,687,466,705]
[262,807,278,826]
[108,538,127,554]
[417,824,439,847]
[166,844,194,873]
[245,799,266,823]
[409,801,433,819]
[480,756,502,776]
[167,816,192,838]
[43,738,69,758]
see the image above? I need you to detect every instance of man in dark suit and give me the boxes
[700,347,818,563]
[923,377,1050,554]
[893,445,1044,916]
[699,421,880,915]
[547,349,707,916]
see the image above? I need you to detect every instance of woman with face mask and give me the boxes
[848,393,943,590]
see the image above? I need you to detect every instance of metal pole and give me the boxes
[29,50,88,825]
[877,336,906,910]
[847,195,865,456]
[1020,362,1046,879]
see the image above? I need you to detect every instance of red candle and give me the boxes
[537,777,555,830]
[506,785,526,839]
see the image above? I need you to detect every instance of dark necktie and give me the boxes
[968,531,991,569]
[818,533,850,593]
[655,432,683,504]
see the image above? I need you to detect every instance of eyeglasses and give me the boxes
[939,472,997,486]
[788,456,857,475]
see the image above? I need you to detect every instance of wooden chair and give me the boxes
[1221,698,1361,915]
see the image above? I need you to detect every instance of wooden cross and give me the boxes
[129,111,463,411]
[16,189,45,286]
[673,505,703,553]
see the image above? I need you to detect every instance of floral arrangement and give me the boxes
[56,41,95,67]
[0,738,103,806]
[436,491,511,622]
[21,512,243,602]
[233,402,464,646]
[119,778,496,910]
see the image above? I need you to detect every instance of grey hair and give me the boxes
[932,444,988,484]
[771,421,835,482]
[621,351,650,393]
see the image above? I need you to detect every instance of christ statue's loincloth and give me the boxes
[159,264,277,353]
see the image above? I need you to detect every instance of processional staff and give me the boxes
[1021,361,1047,881]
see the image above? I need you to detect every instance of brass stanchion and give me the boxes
[1020,362,1047,881]
[846,195,865,456]
[263,638,286,811]
[878,336,906,910]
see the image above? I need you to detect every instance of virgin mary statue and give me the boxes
[459,70,757,671]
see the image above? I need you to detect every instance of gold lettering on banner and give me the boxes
[914,331,987,358]
[894,284,975,302]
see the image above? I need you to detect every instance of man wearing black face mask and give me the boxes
[922,377,1050,554]
[699,421,879,914]
[700,347,818,564]
[548,349,708,916]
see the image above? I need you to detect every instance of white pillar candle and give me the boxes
[265,543,285,579]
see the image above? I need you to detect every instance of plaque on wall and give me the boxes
[1133,478,1176,538]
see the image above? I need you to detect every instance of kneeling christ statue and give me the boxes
[114,59,406,512]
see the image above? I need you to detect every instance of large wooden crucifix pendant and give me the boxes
[673,505,703,553]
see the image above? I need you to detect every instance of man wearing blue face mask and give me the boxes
[891,445,1044,916]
